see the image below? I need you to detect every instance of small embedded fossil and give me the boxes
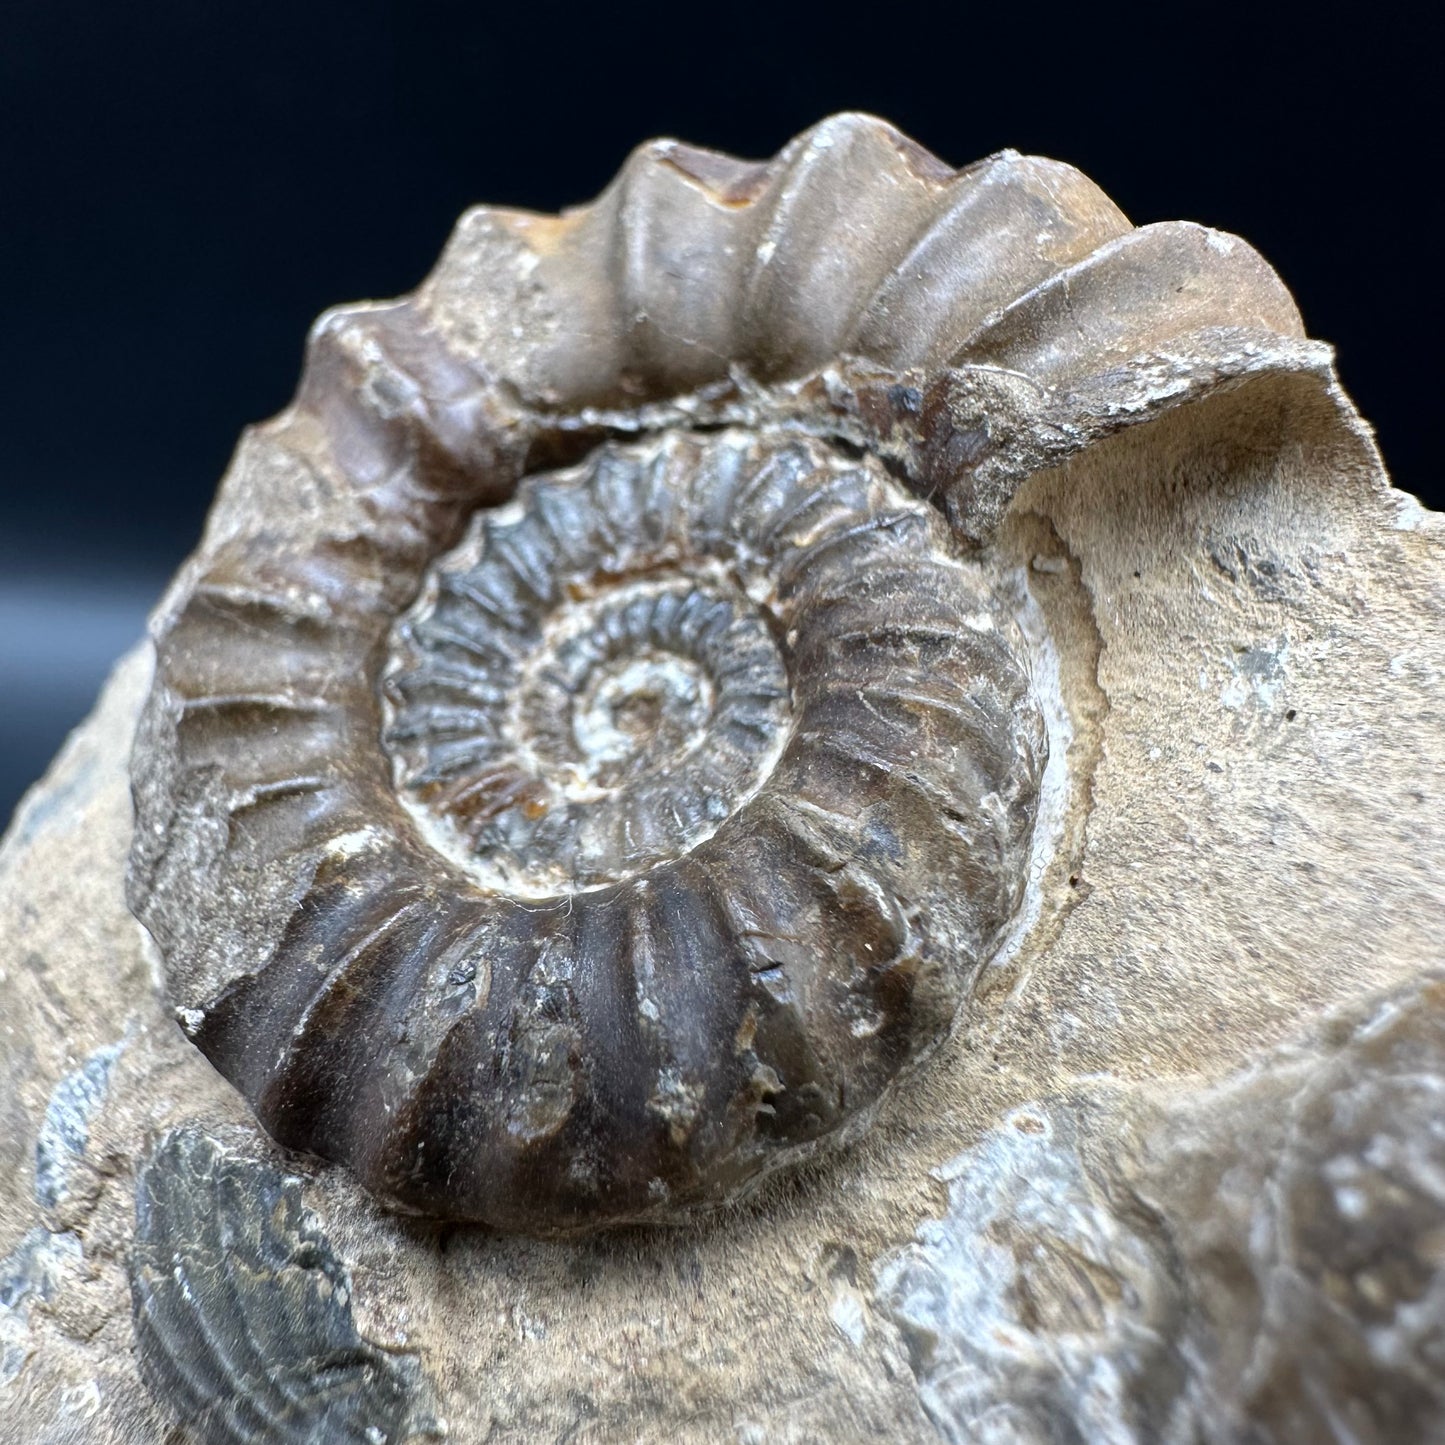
[127,114,1304,1234]
[129,1128,444,1442]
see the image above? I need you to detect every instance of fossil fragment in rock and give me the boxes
[130,1128,443,1442]
[126,112,1306,1234]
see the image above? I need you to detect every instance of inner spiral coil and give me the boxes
[382,437,796,894]
[380,427,1023,917]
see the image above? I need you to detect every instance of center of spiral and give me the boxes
[511,576,768,810]
[573,655,713,781]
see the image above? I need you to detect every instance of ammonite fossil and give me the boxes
[128,114,1302,1234]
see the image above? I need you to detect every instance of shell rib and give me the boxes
[127,114,1305,1233]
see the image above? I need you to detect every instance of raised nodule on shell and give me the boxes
[127,113,1303,1232]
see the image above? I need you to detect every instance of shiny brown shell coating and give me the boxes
[127,113,1303,1233]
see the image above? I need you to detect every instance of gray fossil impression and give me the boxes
[129,1127,443,1444]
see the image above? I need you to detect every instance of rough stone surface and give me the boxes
[2,116,1442,1443]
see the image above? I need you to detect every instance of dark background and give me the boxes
[2,2,1438,827]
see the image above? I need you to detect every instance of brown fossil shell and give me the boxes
[127,114,1304,1234]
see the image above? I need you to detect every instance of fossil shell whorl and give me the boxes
[127,113,1307,1233]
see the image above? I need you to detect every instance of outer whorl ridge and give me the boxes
[127,113,1304,1232]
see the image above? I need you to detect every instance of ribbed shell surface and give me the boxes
[127,114,1306,1232]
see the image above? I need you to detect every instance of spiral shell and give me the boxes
[127,114,1303,1233]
